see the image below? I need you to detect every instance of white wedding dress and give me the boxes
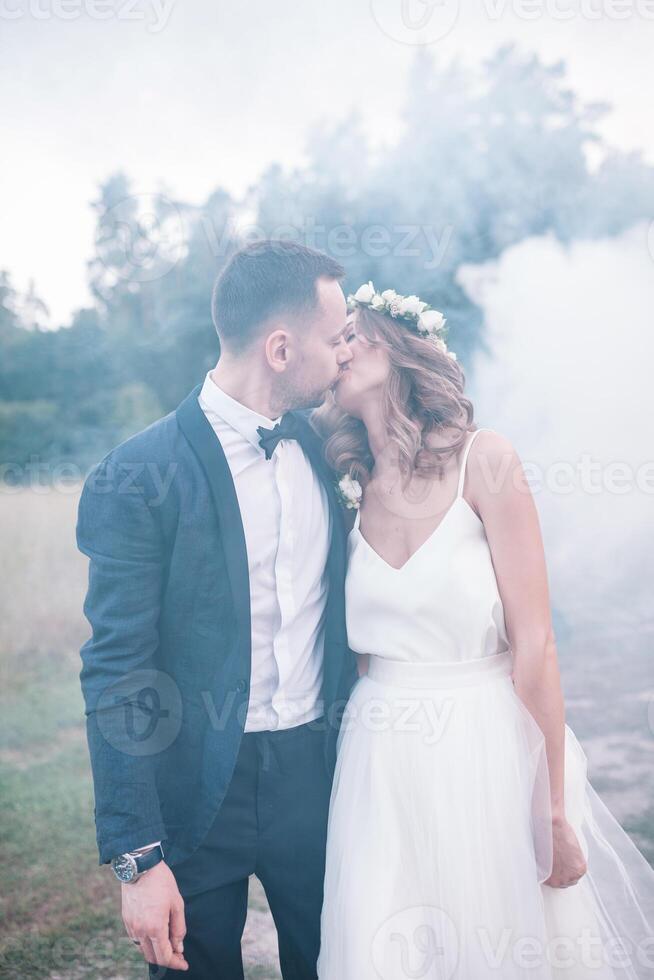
[317,428,654,979]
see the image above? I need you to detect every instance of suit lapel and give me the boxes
[176,385,252,667]
[175,388,348,706]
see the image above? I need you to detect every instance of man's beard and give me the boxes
[272,375,331,415]
[293,387,330,411]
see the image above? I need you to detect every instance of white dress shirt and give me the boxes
[128,373,333,854]
[197,371,332,732]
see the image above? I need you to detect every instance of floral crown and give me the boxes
[346,281,456,360]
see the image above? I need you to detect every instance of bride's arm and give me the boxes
[467,430,586,888]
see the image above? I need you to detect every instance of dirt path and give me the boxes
[242,877,281,979]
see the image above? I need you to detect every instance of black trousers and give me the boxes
[148,717,332,980]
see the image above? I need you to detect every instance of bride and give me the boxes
[313,284,654,979]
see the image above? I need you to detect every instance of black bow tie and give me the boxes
[256,413,304,460]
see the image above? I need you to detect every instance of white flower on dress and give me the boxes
[337,475,363,510]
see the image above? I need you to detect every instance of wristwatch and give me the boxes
[111,844,165,884]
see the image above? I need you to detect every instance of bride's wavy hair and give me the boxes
[312,305,475,487]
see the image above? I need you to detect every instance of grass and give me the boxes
[0,487,281,980]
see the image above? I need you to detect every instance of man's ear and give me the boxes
[264,329,291,373]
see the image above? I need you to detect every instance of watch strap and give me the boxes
[134,844,164,874]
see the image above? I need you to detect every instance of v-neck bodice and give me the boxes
[345,428,510,663]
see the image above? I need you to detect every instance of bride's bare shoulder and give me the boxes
[422,427,525,504]
[466,428,529,510]
[469,428,519,462]
[423,425,513,458]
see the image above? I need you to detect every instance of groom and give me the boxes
[76,240,358,979]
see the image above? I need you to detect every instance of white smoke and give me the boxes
[460,224,654,642]
[459,225,654,834]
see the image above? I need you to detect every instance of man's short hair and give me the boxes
[211,240,345,352]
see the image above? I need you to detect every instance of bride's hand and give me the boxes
[544,817,587,888]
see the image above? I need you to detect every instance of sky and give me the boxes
[2,0,654,324]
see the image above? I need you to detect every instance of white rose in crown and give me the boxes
[399,295,423,316]
[418,310,446,334]
[336,474,363,510]
[353,281,375,304]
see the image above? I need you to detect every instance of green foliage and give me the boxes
[0,400,59,471]
[1,46,654,471]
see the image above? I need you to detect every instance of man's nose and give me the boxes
[337,342,353,365]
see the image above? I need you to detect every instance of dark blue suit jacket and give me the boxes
[77,384,358,866]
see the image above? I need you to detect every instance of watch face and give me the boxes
[111,853,138,883]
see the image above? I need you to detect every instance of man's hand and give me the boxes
[122,861,188,971]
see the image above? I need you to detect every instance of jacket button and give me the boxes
[236,679,248,693]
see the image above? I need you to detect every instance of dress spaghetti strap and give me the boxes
[456,428,491,499]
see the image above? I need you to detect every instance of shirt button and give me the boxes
[236,679,248,693]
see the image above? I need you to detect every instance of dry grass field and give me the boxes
[0,486,281,980]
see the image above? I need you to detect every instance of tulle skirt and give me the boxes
[317,652,654,979]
